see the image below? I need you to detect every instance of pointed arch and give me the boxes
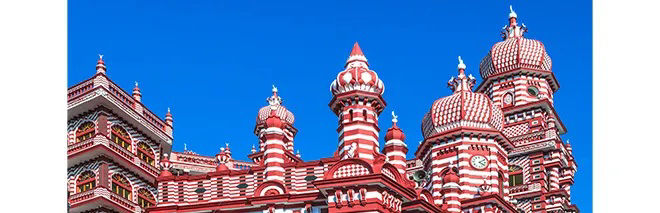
[509,165,523,187]
[76,170,96,193]
[111,173,132,200]
[110,125,132,151]
[137,141,155,166]
[137,188,156,208]
[75,121,95,143]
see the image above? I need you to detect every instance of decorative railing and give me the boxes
[142,109,165,131]
[108,84,136,108]
[68,188,96,204]
[233,161,256,170]
[110,192,136,211]
[509,183,542,194]
[67,80,94,101]
[67,137,96,155]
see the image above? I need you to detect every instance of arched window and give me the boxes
[111,174,132,200]
[527,86,539,98]
[111,125,132,151]
[76,171,96,193]
[509,165,524,187]
[137,188,156,208]
[502,92,514,108]
[498,172,504,194]
[348,109,354,121]
[76,122,95,143]
[137,142,155,166]
[362,109,367,120]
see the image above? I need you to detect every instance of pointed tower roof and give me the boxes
[345,42,369,67]
[96,54,106,74]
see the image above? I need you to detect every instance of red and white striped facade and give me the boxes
[67,5,578,213]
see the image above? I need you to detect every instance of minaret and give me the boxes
[329,42,386,163]
[215,143,233,171]
[96,54,106,74]
[132,81,142,102]
[165,108,173,135]
[383,111,407,174]
[158,153,173,178]
[255,86,296,183]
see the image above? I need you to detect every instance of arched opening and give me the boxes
[362,109,368,120]
[509,165,524,187]
[348,109,354,121]
[137,188,156,208]
[502,92,514,108]
[111,125,132,151]
[527,86,539,98]
[76,122,95,143]
[76,171,96,193]
[498,172,504,194]
[137,142,155,166]
[111,174,132,200]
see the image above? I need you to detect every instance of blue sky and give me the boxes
[69,0,592,211]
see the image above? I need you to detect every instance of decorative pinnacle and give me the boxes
[391,111,398,124]
[267,85,283,106]
[509,5,517,19]
[448,56,476,93]
[135,81,139,87]
[457,56,466,71]
[345,42,368,67]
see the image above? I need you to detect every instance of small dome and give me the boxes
[256,86,295,125]
[479,6,552,79]
[330,42,385,96]
[422,57,504,139]
[385,111,405,141]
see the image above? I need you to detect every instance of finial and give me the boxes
[96,54,107,74]
[457,56,466,71]
[184,143,187,151]
[296,150,301,157]
[566,139,570,144]
[267,85,283,105]
[98,54,104,60]
[391,111,398,124]
[509,5,517,19]
[251,144,256,153]
[135,81,139,87]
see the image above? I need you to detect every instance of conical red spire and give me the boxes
[345,42,368,67]
[350,42,364,56]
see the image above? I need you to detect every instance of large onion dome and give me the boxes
[256,85,295,125]
[330,42,385,96]
[421,57,504,139]
[479,5,552,80]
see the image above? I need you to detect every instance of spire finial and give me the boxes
[345,42,368,67]
[457,56,466,71]
[96,54,107,74]
[267,85,283,106]
[391,111,398,124]
[135,81,138,87]
[509,5,517,19]
[184,143,187,151]
[448,56,476,93]
[168,107,170,113]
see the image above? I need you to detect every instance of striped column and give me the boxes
[261,110,287,182]
[337,98,380,163]
[549,166,560,190]
[384,111,407,174]
[441,167,462,213]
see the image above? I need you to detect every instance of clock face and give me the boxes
[470,155,488,169]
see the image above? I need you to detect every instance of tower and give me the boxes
[67,55,173,213]
[476,6,577,213]
[329,42,386,163]
[384,111,408,174]
[417,56,514,208]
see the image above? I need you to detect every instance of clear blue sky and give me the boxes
[68,0,592,211]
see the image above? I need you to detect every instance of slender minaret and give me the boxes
[383,111,407,174]
[329,42,386,163]
[132,81,142,102]
[255,86,296,183]
[96,54,106,74]
[165,108,173,135]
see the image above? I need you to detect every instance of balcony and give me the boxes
[509,183,542,196]
[68,135,160,181]
[69,187,141,213]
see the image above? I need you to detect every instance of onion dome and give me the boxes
[158,153,173,177]
[330,42,385,96]
[479,5,552,79]
[257,85,295,125]
[96,54,106,74]
[385,111,406,141]
[421,57,504,139]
